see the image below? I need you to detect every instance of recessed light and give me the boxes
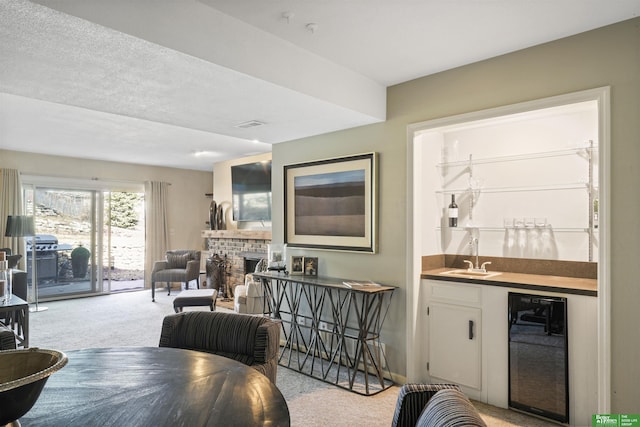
[193,151,218,157]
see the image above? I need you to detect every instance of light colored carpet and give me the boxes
[28,290,556,427]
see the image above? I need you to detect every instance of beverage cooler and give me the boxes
[508,292,569,424]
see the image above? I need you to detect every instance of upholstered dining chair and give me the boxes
[2,270,27,343]
[150,250,201,302]
[0,248,21,269]
[159,311,281,383]
[0,324,17,350]
[10,270,27,302]
[391,384,476,427]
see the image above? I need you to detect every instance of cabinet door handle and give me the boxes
[468,320,474,340]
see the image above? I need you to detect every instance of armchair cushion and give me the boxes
[167,252,189,269]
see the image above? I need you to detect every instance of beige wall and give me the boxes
[0,149,213,255]
[272,126,407,376]
[273,18,640,411]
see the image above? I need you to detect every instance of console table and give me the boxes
[252,271,395,395]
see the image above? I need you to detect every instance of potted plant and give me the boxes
[71,245,91,278]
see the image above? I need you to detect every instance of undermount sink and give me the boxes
[439,269,502,279]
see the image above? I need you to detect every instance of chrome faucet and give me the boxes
[465,236,491,273]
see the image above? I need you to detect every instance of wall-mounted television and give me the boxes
[231,161,272,222]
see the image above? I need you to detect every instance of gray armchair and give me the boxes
[159,311,281,383]
[151,250,200,302]
[234,273,266,314]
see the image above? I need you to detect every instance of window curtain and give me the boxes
[0,169,26,267]
[144,181,169,288]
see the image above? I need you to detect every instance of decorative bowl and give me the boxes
[0,348,68,425]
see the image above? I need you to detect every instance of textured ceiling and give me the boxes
[1,0,638,171]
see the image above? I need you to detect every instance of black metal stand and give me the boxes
[220,254,232,302]
[209,254,232,301]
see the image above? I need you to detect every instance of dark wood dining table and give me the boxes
[21,347,290,426]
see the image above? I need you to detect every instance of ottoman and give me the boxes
[173,289,218,313]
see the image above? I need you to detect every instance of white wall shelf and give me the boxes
[437,182,588,195]
[436,146,597,168]
[433,133,598,261]
[437,227,590,233]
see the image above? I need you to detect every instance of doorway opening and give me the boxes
[406,87,610,414]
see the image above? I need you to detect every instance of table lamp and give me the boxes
[4,215,46,312]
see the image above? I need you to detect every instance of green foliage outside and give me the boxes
[109,192,142,229]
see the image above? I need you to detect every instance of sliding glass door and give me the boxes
[22,184,144,301]
[103,191,145,293]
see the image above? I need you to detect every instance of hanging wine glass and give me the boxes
[466,154,484,228]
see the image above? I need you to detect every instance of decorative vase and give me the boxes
[209,200,218,230]
[216,205,224,230]
[0,349,68,425]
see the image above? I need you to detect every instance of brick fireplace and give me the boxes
[202,230,271,293]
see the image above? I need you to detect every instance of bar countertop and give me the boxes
[422,267,597,297]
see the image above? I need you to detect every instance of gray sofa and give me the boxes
[392,384,486,427]
[159,311,281,383]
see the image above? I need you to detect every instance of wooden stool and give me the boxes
[173,289,218,313]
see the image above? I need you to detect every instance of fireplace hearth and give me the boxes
[243,252,266,275]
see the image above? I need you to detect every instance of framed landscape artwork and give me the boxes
[284,152,377,253]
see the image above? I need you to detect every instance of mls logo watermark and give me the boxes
[594,415,619,425]
[593,414,640,427]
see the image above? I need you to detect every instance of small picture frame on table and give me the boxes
[290,256,304,275]
[303,257,318,276]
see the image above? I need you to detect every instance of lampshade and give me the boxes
[4,216,35,238]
